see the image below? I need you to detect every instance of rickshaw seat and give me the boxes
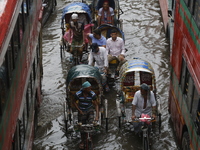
[68,90,101,108]
[109,59,118,64]
[123,86,140,103]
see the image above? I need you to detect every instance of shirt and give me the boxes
[98,7,114,17]
[132,90,156,117]
[70,21,84,41]
[88,34,107,46]
[75,90,97,111]
[106,37,126,56]
[88,47,108,69]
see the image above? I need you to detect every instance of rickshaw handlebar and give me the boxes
[76,120,100,132]
[127,117,156,123]
[133,117,156,122]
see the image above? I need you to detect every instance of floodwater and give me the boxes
[33,0,179,149]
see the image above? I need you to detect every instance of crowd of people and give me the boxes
[62,1,157,149]
[64,1,126,91]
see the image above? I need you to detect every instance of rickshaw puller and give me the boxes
[69,13,85,61]
[131,83,157,133]
[74,81,99,149]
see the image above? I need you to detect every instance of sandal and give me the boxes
[79,142,84,149]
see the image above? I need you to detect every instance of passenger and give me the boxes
[97,0,114,26]
[74,81,99,149]
[88,43,110,91]
[78,13,88,25]
[96,0,115,10]
[131,83,157,133]
[106,29,126,77]
[87,29,107,47]
[69,13,85,61]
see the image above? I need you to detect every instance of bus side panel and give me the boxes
[169,82,184,144]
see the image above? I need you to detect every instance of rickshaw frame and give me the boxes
[116,58,161,131]
[60,2,94,63]
[64,64,108,136]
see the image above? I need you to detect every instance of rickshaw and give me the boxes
[92,0,124,28]
[116,58,161,149]
[64,64,108,149]
[60,2,94,64]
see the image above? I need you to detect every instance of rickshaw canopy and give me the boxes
[120,58,155,78]
[62,2,92,21]
[119,58,156,102]
[98,24,125,41]
[66,64,102,87]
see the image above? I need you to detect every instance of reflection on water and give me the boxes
[33,0,178,149]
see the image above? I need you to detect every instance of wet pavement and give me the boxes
[33,0,179,149]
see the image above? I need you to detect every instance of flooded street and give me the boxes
[33,0,179,149]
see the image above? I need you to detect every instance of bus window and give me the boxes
[0,66,7,120]
[188,0,195,14]
[12,120,21,150]
[190,87,200,133]
[180,58,187,93]
[194,0,200,28]
[197,99,200,135]
[20,1,28,29]
[12,19,21,62]
[5,47,14,86]
[187,76,194,111]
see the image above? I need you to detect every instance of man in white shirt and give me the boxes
[131,83,157,134]
[106,29,126,76]
[88,43,110,91]
[131,83,157,119]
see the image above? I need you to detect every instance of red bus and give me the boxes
[0,0,43,149]
[168,0,200,149]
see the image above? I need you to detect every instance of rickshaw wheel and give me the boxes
[60,45,64,58]
[64,102,69,134]
[158,113,161,133]
[143,137,149,150]
[118,116,121,128]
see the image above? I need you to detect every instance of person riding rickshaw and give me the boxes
[96,24,126,86]
[64,64,108,149]
[60,2,94,64]
[92,0,123,28]
[116,57,161,133]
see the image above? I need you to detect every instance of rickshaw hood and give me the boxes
[119,58,155,81]
[62,2,92,21]
[66,65,102,86]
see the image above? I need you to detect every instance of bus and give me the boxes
[0,0,43,149]
[168,0,200,149]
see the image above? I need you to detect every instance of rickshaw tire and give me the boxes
[60,46,63,58]
[158,113,161,133]
[88,140,93,150]
[181,132,190,150]
[54,0,57,6]
[65,120,68,134]
[106,118,108,132]
[118,116,121,128]
[143,137,149,150]
[101,113,104,120]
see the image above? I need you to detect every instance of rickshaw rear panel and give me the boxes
[98,24,124,40]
